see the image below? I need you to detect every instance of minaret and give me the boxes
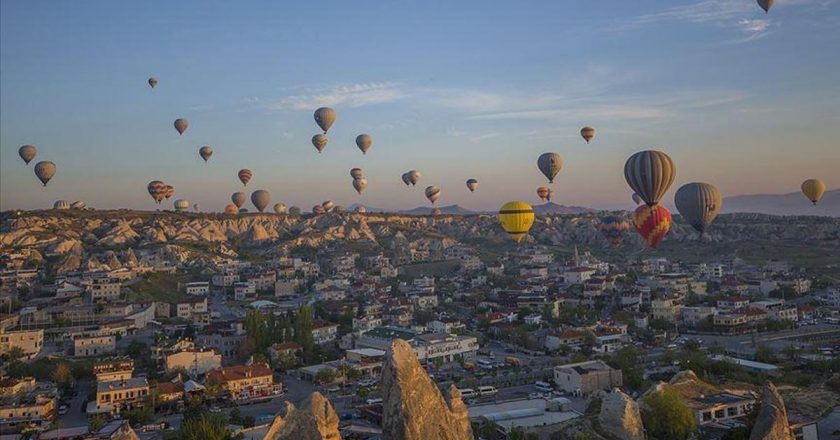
[574,245,580,266]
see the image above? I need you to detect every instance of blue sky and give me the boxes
[2,0,838,212]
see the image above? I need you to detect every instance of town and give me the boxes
[1,210,839,440]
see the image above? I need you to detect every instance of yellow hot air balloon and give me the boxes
[801,179,825,205]
[498,201,535,243]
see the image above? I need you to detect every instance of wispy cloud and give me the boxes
[265,82,406,110]
[469,132,503,142]
[733,18,774,42]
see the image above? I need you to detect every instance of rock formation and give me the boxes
[264,392,341,440]
[380,339,472,440]
[750,382,794,440]
[592,388,645,440]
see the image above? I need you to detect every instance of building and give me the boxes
[312,321,339,345]
[651,298,682,323]
[87,278,121,302]
[206,364,279,401]
[412,333,479,363]
[93,377,150,414]
[553,360,623,395]
[682,306,717,326]
[211,272,239,287]
[166,348,222,376]
[0,328,44,359]
[184,282,210,295]
[233,282,256,300]
[687,392,755,426]
[74,335,116,357]
[94,359,134,382]
[0,394,55,432]
[176,297,208,322]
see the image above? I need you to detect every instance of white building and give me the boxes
[184,282,210,295]
[233,282,256,300]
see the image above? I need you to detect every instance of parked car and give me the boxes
[58,405,68,415]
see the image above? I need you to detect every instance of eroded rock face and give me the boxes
[381,339,472,440]
[264,392,341,440]
[593,388,645,440]
[750,382,794,440]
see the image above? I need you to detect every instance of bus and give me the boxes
[458,388,477,399]
[477,386,498,397]
[535,381,553,393]
[505,356,521,367]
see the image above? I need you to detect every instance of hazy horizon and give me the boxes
[2,0,839,212]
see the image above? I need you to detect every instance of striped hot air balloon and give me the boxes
[238,169,252,186]
[147,181,167,204]
[164,185,175,200]
[624,150,676,206]
[633,204,672,248]
[53,200,70,210]
[174,199,190,212]
[598,216,630,247]
[498,201,535,243]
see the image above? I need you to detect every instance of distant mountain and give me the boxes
[347,203,388,213]
[723,189,839,217]
[532,202,596,215]
[400,205,478,215]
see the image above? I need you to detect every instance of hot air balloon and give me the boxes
[466,179,478,192]
[537,187,550,202]
[313,205,326,215]
[147,181,166,204]
[193,204,199,212]
[350,168,364,180]
[354,206,367,213]
[356,134,372,155]
[34,161,56,186]
[289,206,302,215]
[634,204,672,248]
[232,192,246,208]
[71,201,86,210]
[431,208,442,216]
[238,169,252,186]
[174,118,188,135]
[314,107,336,133]
[401,173,411,186]
[251,190,270,212]
[675,182,723,234]
[757,0,774,13]
[148,77,158,88]
[632,193,642,205]
[18,145,37,164]
[537,153,563,183]
[224,204,238,214]
[425,186,441,204]
[580,126,596,143]
[174,199,189,212]
[498,201,535,243]
[164,185,175,200]
[322,200,334,212]
[239,208,249,213]
[353,178,367,195]
[273,203,287,214]
[624,150,676,206]
[53,200,70,210]
[333,205,346,213]
[598,216,630,247]
[408,170,421,186]
[312,134,329,153]
[199,146,213,162]
[801,179,825,205]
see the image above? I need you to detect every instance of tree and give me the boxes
[3,346,25,362]
[315,368,336,385]
[612,346,643,391]
[228,408,243,425]
[294,305,315,361]
[89,414,108,432]
[52,362,75,389]
[641,389,697,440]
[182,413,230,440]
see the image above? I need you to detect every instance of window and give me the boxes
[714,409,724,418]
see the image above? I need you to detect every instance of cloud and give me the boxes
[265,82,406,110]
[733,18,774,42]
[469,132,502,142]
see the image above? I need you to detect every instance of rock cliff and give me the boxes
[750,382,794,440]
[264,392,341,440]
[592,388,645,440]
[381,339,473,440]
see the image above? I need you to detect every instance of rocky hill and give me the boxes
[723,189,840,217]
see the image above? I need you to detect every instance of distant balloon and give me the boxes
[498,201,535,243]
[634,204,672,248]
[675,182,723,234]
[356,134,372,155]
[624,150,676,206]
[251,190,270,212]
[239,208,249,213]
[174,118,189,135]
[193,204,199,212]
[757,0,774,13]
[580,126,596,143]
[632,193,642,205]
[314,107,336,133]
[431,208,442,216]
[147,181,166,204]
[801,179,826,205]
[312,205,326,215]
[19,145,37,164]
[407,170,422,186]
[71,201,86,210]
[466,179,478,192]
[598,216,630,247]
[238,169,252,186]
[537,187,550,202]
[537,153,563,183]
[174,199,189,212]
[353,178,368,195]
[199,146,213,162]
[350,168,364,180]
[231,192,246,208]
[312,134,329,153]
[425,186,441,204]
[354,206,366,213]
[289,206,302,215]
[34,161,56,186]
[333,205,346,213]
[273,203,287,214]
[54,200,70,210]
[224,204,238,214]
[148,77,158,88]
[322,200,334,212]
[164,185,175,200]
[401,173,411,186]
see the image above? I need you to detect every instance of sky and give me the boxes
[1,0,839,212]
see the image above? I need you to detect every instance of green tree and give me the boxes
[52,362,75,389]
[89,414,108,432]
[612,346,643,391]
[182,413,230,440]
[294,305,315,361]
[2,346,25,362]
[315,368,336,385]
[228,408,243,425]
[641,389,697,440]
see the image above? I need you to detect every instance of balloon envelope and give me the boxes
[231,192,246,208]
[34,161,56,186]
[624,150,676,206]
[466,179,478,192]
[312,134,328,153]
[498,201,535,243]
[580,126,596,143]
[19,145,37,164]
[537,153,563,183]
[54,200,70,210]
[199,146,213,162]
[71,201,86,210]
[164,185,175,200]
[322,200,334,211]
[148,77,158,88]
[174,118,188,135]
[289,206,302,215]
[314,107,336,133]
[408,170,421,186]
[350,168,364,180]
[634,205,672,248]
[425,186,441,204]
[174,199,190,212]
[238,169,252,186]
[353,178,368,194]
[757,0,774,12]
[632,193,642,205]
[598,216,630,247]
[356,134,372,154]
[674,182,723,233]
[537,187,550,201]
[224,204,238,214]
[273,203,287,214]
[251,190,270,212]
[801,179,825,205]
[147,181,166,204]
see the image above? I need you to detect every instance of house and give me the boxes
[682,306,717,327]
[184,282,210,295]
[268,342,301,362]
[206,364,279,401]
[92,377,150,414]
[0,394,55,432]
[94,359,134,382]
[155,381,185,403]
[563,267,596,284]
[688,392,755,426]
[87,278,121,302]
[211,272,239,287]
[246,271,276,292]
[165,348,222,376]
[176,297,208,323]
[651,298,682,323]
[233,282,256,300]
[0,328,43,359]
[717,296,750,311]
[312,321,339,345]
[74,335,116,357]
[553,360,623,395]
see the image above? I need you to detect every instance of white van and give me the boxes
[365,397,383,405]
[477,386,498,397]
[535,381,553,393]
[458,388,477,399]
[477,358,495,370]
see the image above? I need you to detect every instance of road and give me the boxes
[57,381,91,429]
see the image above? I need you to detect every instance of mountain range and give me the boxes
[721,189,839,217]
